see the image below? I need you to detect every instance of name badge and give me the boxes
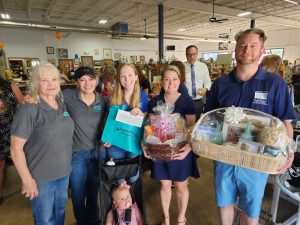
[93,105,102,111]
[63,111,70,117]
[253,91,268,105]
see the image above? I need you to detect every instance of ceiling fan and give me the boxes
[209,1,228,23]
[142,18,151,39]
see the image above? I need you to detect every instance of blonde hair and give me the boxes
[111,186,131,201]
[260,55,282,75]
[110,63,140,109]
[161,65,182,82]
[29,63,62,98]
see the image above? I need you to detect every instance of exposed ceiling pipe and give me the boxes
[0,19,233,42]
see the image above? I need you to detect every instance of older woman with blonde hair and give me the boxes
[10,63,74,225]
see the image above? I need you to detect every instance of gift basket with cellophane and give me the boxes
[143,101,189,161]
[191,106,296,174]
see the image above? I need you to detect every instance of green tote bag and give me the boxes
[101,105,144,155]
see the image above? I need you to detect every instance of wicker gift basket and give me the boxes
[191,107,295,174]
[146,142,187,161]
[144,101,189,161]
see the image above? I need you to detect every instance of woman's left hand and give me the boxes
[173,143,192,160]
[131,108,144,117]
[103,142,112,148]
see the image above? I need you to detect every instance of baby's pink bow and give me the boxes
[119,181,130,190]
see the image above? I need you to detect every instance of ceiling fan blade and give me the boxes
[215,18,228,22]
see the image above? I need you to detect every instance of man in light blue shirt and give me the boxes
[185,45,211,119]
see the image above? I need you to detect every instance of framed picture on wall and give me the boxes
[114,52,122,60]
[140,55,145,62]
[94,49,100,55]
[103,48,112,59]
[57,48,68,58]
[218,42,228,50]
[48,58,56,66]
[81,56,94,68]
[74,58,81,65]
[94,60,101,66]
[58,59,74,75]
[130,55,137,63]
[46,46,54,54]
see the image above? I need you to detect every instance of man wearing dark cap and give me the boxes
[65,66,107,225]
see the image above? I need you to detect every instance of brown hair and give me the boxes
[170,61,186,83]
[161,65,181,82]
[102,66,116,80]
[135,65,145,82]
[186,45,198,53]
[260,55,282,75]
[235,28,267,47]
[110,63,141,109]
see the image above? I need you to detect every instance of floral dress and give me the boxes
[0,83,17,160]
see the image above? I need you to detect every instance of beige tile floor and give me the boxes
[0,158,298,225]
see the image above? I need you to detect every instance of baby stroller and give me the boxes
[99,149,148,225]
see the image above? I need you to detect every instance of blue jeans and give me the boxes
[101,145,139,183]
[30,175,69,225]
[70,149,99,225]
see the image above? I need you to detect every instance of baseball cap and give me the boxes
[74,67,95,80]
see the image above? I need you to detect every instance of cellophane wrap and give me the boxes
[143,101,189,161]
[192,106,296,158]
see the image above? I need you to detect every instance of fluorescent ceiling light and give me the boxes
[237,11,252,17]
[1,13,10,19]
[196,38,236,43]
[177,28,186,32]
[99,19,107,24]
[283,0,298,4]
[0,21,27,26]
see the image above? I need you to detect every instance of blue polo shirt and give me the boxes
[205,66,296,120]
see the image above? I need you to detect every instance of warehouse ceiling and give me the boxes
[0,0,300,41]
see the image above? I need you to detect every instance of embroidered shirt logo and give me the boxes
[253,91,268,105]
[63,111,70,117]
[93,105,101,111]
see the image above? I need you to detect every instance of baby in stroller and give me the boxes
[106,181,143,225]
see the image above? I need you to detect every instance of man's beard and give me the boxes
[236,58,255,65]
[236,55,260,65]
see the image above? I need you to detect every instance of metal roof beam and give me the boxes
[2,0,6,11]
[26,0,32,18]
[129,0,300,28]
[46,0,59,17]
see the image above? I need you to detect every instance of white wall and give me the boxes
[194,28,300,62]
[0,27,300,65]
